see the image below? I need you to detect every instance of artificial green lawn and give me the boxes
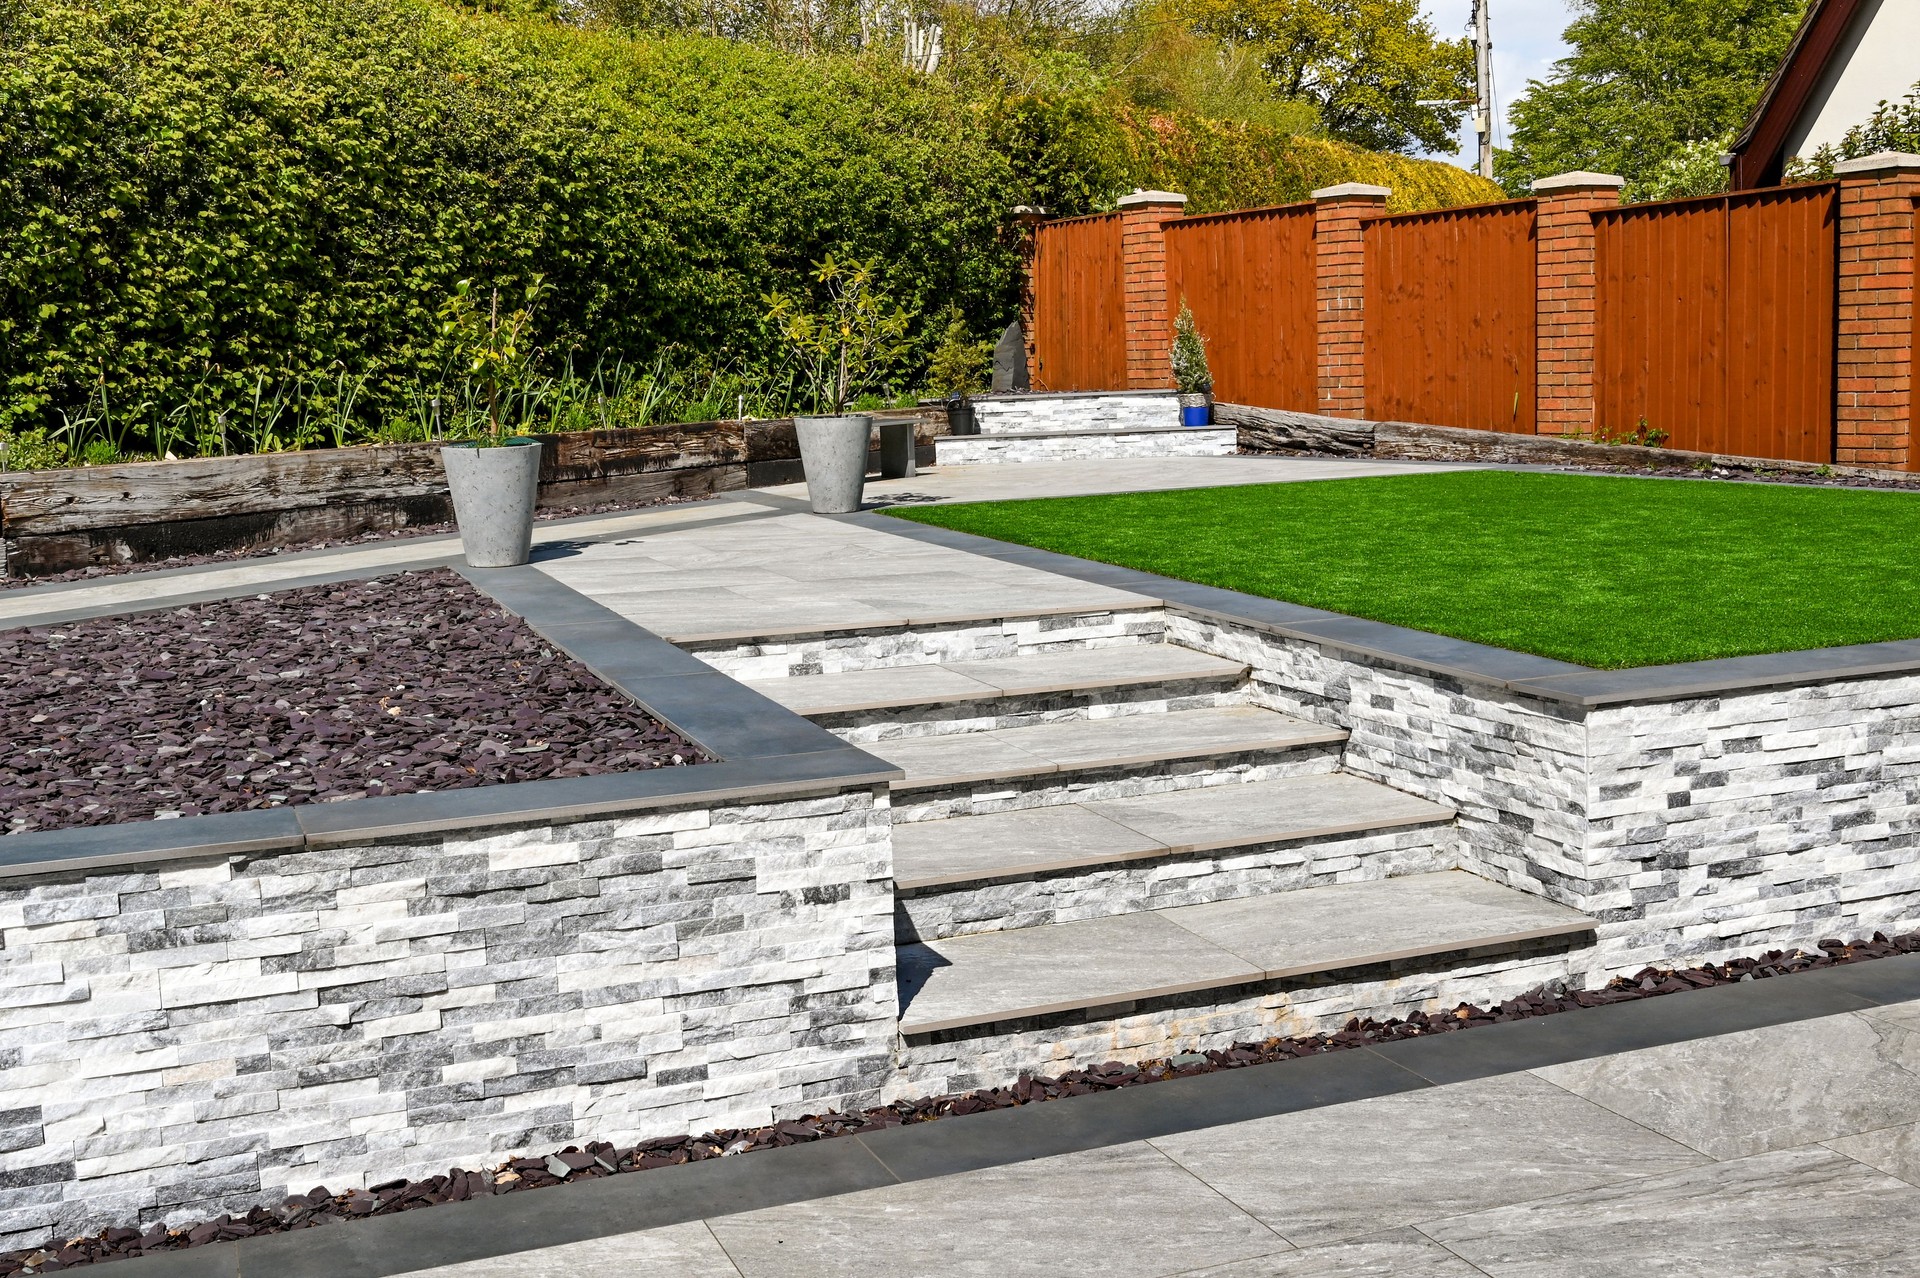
[884,470,1920,669]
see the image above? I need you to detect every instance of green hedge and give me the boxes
[0,0,1494,444]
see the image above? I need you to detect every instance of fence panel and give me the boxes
[1595,184,1836,460]
[1030,214,1126,392]
[1165,205,1317,411]
[1363,202,1537,434]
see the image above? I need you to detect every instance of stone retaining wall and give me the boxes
[935,428,1235,465]
[0,785,896,1250]
[970,391,1181,435]
[1164,610,1920,977]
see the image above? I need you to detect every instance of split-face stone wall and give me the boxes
[934,430,1236,466]
[1165,610,1920,981]
[0,785,896,1250]
[970,392,1181,434]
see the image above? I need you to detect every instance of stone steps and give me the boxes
[894,772,1458,942]
[896,870,1597,1038]
[869,705,1347,820]
[745,643,1248,738]
[936,428,1236,466]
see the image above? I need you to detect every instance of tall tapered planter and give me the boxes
[441,438,542,567]
[795,415,872,514]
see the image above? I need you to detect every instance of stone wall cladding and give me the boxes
[972,394,1182,435]
[1587,676,1920,971]
[892,745,1345,825]
[935,429,1232,466]
[817,680,1242,744]
[892,937,1584,1098]
[897,823,1454,942]
[0,786,896,1249]
[687,609,1167,681]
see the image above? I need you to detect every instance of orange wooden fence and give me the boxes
[1165,206,1318,412]
[1593,184,1838,461]
[1029,213,1125,392]
[1363,201,1538,434]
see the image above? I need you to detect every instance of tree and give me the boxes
[1176,0,1472,154]
[1496,0,1808,200]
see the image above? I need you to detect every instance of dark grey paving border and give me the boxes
[848,509,1920,707]
[0,560,896,877]
[115,954,1920,1276]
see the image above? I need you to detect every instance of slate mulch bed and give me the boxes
[0,492,706,592]
[12,930,1918,1273]
[0,569,705,835]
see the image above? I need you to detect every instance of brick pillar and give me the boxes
[1531,171,1623,437]
[1835,152,1920,469]
[1312,183,1388,418]
[1118,189,1188,389]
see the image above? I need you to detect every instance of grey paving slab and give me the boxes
[707,1141,1284,1278]
[1421,1145,1920,1277]
[388,1221,740,1277]
[897,911,1263,1035]
[867,732,1058,789]
[948,643,1248,695]
[1150,1073,1709,1249]
[1176,1229,1484,1277]
[1825,1120,1920,1188]
[1532,1010,1920,1160]
[1162,871,1593,980]
[747,665,1000,716]
[1087,772,1453,855]
[893,804,1168,890]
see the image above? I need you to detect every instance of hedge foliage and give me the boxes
[0,0,1495,441]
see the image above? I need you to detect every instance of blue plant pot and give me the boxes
[1181,402,1212,428]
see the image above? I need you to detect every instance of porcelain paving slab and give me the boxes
[897,912,1263,1035]
[867,733,1058,789]
[1824,1119,1920,1187]
[1150,1073,1709,1249]
[1177,1229,1486,1277]
[946,644,1248,695]
[1421,1145,1920,1277]
[1531,1010,1920,1159]
[1162,871,1593,979]
[1086,772,1453,854]
[894,804,1167,890]
[747,665,999,716]
[706,1141,1284,1278]
[390,1221,741,1277]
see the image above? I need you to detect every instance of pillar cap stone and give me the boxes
[1116,189,1188,207]
[1532,171,1626,194]
[1833,151,1920,178]
[1310,182,1390,201]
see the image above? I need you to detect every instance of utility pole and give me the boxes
[1471,0,1494,179]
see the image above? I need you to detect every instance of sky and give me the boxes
[1419,0,1577,160]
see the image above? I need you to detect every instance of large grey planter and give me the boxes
[441,438,542,567]
[794,415,872,514]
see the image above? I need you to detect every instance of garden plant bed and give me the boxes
[0,492,707,591]
[888,470,1920,668]
[12,930,1916,1272]
[0,569,705,835]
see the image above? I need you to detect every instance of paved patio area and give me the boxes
[397,999,1920,1277]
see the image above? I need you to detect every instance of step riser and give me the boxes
[892,745,1344,824]
[890,934,1596,1100]
[936,430,1236,466]
[820,680,1245,742]
[895,824,1458,943]
[688,609,1168,680]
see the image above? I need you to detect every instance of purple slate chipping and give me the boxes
[0,568,708,835]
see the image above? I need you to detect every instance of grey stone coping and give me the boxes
[971,389,1181,403]
[0,560,897,878]
[851,513,1920,708]
[115,953,1920,1276]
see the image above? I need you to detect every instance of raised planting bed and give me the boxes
[12,927,1915,1271]
[0,569,706,834]
[887,469,1920,669]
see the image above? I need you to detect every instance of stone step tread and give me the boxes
[896,871,1595,1036]
[745,644,1247,717]
[894,772,1455,890]
[870,705,1347,793]
[964,425,1229,439]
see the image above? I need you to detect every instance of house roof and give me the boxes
[1728,0,1866,189]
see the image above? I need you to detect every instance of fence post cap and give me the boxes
[1116,189,1189,208]
[1531,171,1627,193]
[1310,182,1391,201]
[1833,151,1920,177]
